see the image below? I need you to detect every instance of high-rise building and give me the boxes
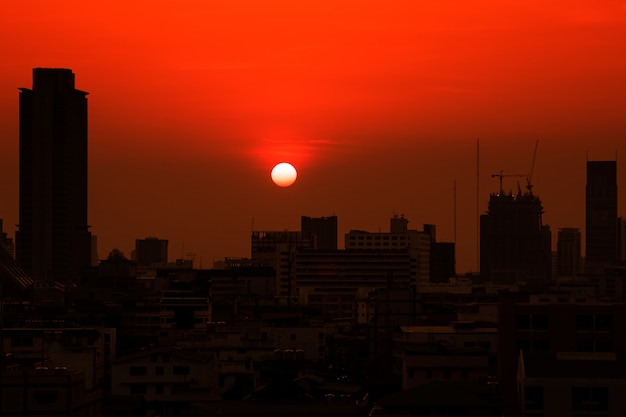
[301,215,338,250]
[480,192,551,284]
[556,227,582,276]
[135,237,168,266]
[619,217,626,263]
[585,161,618,274]
[16,68,91,282]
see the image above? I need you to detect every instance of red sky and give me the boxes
[1,1,625,272]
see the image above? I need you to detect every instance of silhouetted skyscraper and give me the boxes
[16,68,91,282]
[301,215,337,250]
[619,217,626,263]
[585,160,617,274]
[556,227,582,276]
[480,192,551,284]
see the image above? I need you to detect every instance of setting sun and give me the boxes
[271,162,297,187]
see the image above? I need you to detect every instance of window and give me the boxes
[516,314,548,331]
[150,353,157,363]
[10,336,34,347]
[595,315,612,332]
[156,384,164,395]
[577,315,612,332]
[525,386,544,411]
[34,390,58,404]
[155,366,164,376]
[571,387,608,411]
[577,315,593,331]
[443,370,451,379]
[173,366,190,375]
[516,314,531,330]
[290,334,296,341]
[532,314,549,330]
[163,354,170,363]
[129,366,147,376]
[129,384,147,395]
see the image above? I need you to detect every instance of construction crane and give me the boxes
[491,170,526,195]
[526,140,539,193]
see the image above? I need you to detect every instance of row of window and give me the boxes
[516,339,613,353]
[349,235,408,241]
[129,365,190,376]
[516,314,613,332]
[525,386,608,412]
[408,368,471,379]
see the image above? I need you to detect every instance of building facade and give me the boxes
[301,215,338,250]
[586,160,618,274]
[16,68,91,282]
[556,227,582,276]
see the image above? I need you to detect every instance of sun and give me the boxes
[271,162,297,187]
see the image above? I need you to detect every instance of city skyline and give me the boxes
[1,2,626,272]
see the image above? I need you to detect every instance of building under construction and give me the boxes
[480,190,552,285]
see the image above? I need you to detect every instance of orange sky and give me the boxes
[1,1,626,272]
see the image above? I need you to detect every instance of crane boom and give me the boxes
[491,170,526,195]
[526,140,539,193]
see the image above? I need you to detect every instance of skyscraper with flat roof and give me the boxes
[16,68,91,282]
[585,160,617,274]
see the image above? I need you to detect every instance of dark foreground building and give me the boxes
[16,68,91,283]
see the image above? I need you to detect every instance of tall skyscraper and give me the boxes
[556,227,582,276]
[585,160,618,274]
[480,192,551,284]
[16,68,91,282]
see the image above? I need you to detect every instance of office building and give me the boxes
[556,227,582,276]
[251,230,315,268]
[585,160,618,274]
[345,215,431,285]
[16,68,91,282]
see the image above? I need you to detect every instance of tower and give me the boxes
[16,68,91,282]
[556,227,582,276]
[480,192,551,284]
[585,160,617,274]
